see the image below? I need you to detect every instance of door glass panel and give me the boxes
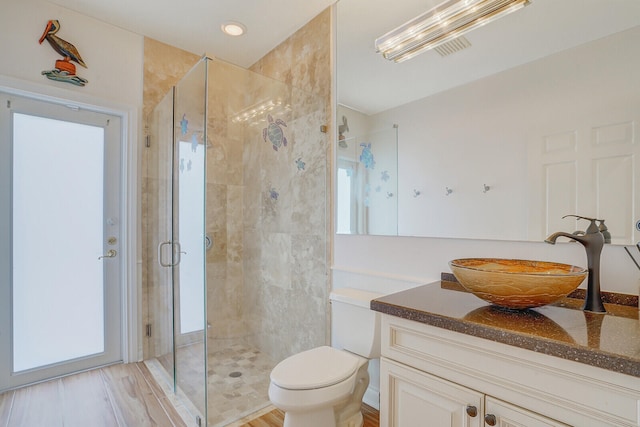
[12,113,105,372]
[178,140,205,334]
[146,88,175,380]
[173,58,207,422]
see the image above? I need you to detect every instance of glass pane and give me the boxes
[173,58,207,422]
[178,140,205,334]
[12,113,105,372]
[146,89,175,382]
[337,166,354,233]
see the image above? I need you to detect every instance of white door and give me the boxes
[0,93,123,391]
[527,114,640,243]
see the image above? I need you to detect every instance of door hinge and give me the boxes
[6,100,11,108]
[196,415,202,426]
[145,324,152,337]
[145,135,151,148]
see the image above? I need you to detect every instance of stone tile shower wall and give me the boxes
[240,79,328,363]
[247,9,332,363]
[204,60,248,341]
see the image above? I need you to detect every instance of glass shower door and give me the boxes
[172,58,208,424]
[147,58,208,425]
[146,88,176,385]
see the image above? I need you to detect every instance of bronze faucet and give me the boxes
[545,215,606,313]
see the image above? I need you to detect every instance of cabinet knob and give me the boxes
[484,414,497,426]
[465,405,478,417]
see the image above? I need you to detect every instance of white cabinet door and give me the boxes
[485,397,570,427]
[381,358,483,427]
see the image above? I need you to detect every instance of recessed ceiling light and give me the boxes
[221,22,246,36]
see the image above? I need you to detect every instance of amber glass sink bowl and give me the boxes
[449,258,587,309]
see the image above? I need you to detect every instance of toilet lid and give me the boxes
[270,346,360,390]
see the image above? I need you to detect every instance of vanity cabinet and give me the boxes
[379,315,640,427]
[381,358,568,427]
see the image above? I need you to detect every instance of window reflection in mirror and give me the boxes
[336,105,398,235]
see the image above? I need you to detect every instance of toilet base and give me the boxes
[282,405,364,427]
[283,407,336,427]
[335,361,369,427]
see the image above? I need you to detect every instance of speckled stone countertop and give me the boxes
[371,281,640,378]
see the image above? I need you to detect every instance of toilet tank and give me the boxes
[330,288,384,358]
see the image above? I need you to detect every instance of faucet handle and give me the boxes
[562,215,599,234]
[597,219,611,244]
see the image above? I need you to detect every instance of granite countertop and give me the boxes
[371,280,640,378]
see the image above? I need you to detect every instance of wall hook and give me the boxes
[413,189,421,198]
[445,187,453,196]
[483,184,491,193]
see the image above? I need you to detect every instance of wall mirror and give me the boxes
[335,0,640,244]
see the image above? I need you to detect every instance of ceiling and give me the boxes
[49,0,336,68]
[338,0,640,115]
[50,0,640,116]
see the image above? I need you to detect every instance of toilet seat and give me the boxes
[270,346,360,390]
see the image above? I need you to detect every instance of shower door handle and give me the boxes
[157,240,183,267]
[158,240,173,267]
[174,242,183,266]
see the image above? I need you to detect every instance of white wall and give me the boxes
[335,234,640,295]
[0,0,143,107]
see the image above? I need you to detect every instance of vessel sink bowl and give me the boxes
[449,258,587,309]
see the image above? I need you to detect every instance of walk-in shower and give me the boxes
[143,56,329,426]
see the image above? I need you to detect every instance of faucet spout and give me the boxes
[545,218,606,313]
[545,231,578,245]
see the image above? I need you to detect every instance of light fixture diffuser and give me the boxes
[375,0,530,63]
[221,21,246,36]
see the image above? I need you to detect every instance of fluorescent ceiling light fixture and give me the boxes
[221,21,246,36]
[375,0,530,63]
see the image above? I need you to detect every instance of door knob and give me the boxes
[98,249,117,260]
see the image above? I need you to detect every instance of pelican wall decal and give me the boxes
[39,19,88,86]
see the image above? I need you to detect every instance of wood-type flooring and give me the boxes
[0,363,380,427]
[238,404,379,427]
[0,363,186,427]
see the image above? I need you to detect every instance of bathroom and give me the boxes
[1,0,639,426]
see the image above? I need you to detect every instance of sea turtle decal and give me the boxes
[263,114,288,151]
[359,142,376,169]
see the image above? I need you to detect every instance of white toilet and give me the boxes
[268,288,383,427]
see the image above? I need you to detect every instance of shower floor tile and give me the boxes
[207,339,276,426]
[150,338,277,427]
